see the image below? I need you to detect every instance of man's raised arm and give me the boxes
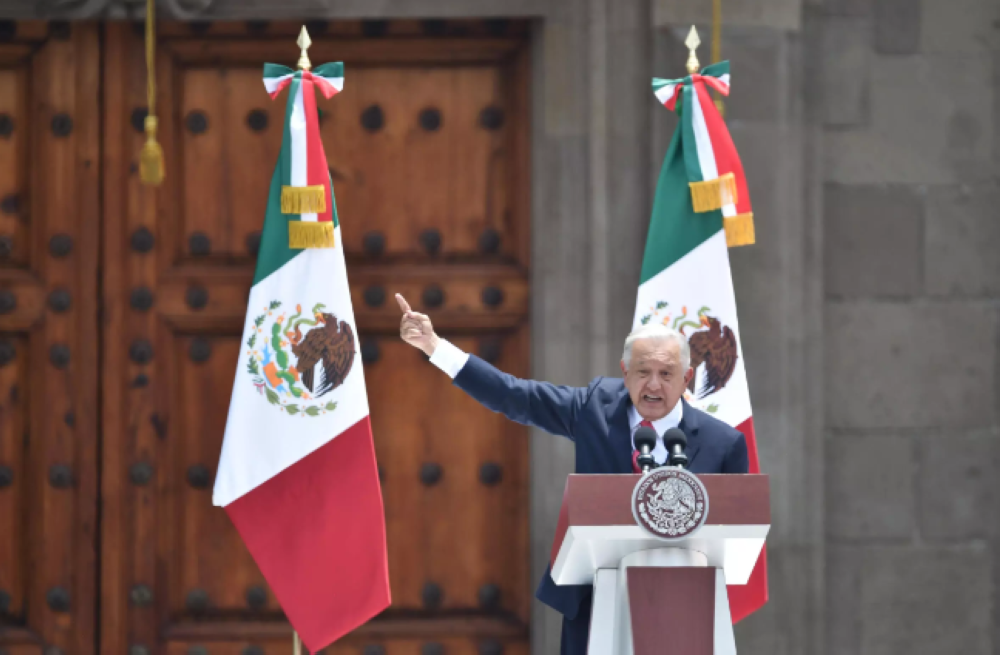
[396,293,590,439]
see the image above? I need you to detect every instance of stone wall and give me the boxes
[816,0,1000,653]
[0,0,997,652]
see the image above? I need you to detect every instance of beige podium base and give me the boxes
[586,548,737,655]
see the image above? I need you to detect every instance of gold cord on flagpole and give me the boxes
[293,631,302,655]
[711,0,724,116]
[139,0,164,185]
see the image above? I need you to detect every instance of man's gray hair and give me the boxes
[622,323,691,371]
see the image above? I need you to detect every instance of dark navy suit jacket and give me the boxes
[452,354,749,620]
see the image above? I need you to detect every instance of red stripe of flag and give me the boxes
[693,83,753,216]
[301,74,334,223]
[726,417,768,623]
[225,416,390,651]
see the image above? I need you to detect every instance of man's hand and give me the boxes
[396,293,440,357]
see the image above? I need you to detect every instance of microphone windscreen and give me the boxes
[634,426,658,450]
[663,427,687,450]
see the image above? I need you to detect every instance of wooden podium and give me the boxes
[550,473,770,655]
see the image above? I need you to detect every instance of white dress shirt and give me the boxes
[429,338,684,465]
[628,401,683,465]
[428,338,470,378]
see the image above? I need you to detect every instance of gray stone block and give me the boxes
[874,0,921,54]
[826,434,915,540]
[994,50,1000,167]
[859,546,992,654]
[920,0,999,54]
[825,54,994,184]
[729,123,805,419]
[825,302,997,429]
[917,430,999,541]
[822,18,872,126]
[826,546,863,655]
[542,19,589,138]
[995,535,1000,655]
[720,29,785,122]
[823,0,873,16]
[823,184,924,298]
[926,184,1000,298]
[827,545,994,655]
[735,546,822,655]
[182,0,546,18]
[652,0,802,30]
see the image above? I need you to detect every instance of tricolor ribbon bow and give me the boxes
[262,62,345,249]
[653,61,754,247]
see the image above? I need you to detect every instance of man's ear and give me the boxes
[620,360,627,376]
[684,367,695,386]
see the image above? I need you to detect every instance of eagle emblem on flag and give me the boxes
[245,300,355,416]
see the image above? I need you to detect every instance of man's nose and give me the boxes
[646,376,661,391]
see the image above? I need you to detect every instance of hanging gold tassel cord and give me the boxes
[140,0,164,186]
[288,221,335,249]
[281,185,327,214]
[293,632,302,655]
[688,172,738,213]
[725,212,755,247]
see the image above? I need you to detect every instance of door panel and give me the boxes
[0,22,100,655]
[102,20,531,655]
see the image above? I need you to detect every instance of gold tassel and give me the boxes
[689,172,738,213]
[140,116,164,185]
[281,185,327,214]
[140,0,163,186]
[724,212,755,247]
[288,221,335,249]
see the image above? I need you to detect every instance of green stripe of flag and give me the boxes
[312,62,344,79]
[263,63,293,80]
[639,120,723,285]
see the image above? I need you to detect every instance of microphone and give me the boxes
[663,428,689,468]
[634,426,658,473]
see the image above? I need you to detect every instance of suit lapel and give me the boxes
[679,399,702,467]
[608,388,635,473]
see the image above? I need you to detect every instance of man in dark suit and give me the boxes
[396,294,748,655]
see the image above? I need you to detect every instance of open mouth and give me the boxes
[642,394,663,403]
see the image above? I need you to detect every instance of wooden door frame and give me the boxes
[0,21,100,655]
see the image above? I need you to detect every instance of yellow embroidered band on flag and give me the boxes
[288,221,335,249]
[724,212,755,247]
[281,185,327,214]
[688,172,738,213]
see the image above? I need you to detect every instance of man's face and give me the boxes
[621,338,694,421]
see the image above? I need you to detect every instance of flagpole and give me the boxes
[291,29,312,655]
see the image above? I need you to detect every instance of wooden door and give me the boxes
[101,19,531,655]
[0,21,101,655]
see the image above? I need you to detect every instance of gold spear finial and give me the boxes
[296,26,312,71]
[685,26,701,75]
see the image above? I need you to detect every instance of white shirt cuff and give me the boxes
[428,338,470,379]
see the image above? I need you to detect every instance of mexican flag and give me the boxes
[633,61,767,622]
[213,61,390,651]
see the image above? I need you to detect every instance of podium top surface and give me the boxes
[557,474,769,528]
[550,473,770,586]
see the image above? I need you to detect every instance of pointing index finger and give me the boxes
[395,293,412,314]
